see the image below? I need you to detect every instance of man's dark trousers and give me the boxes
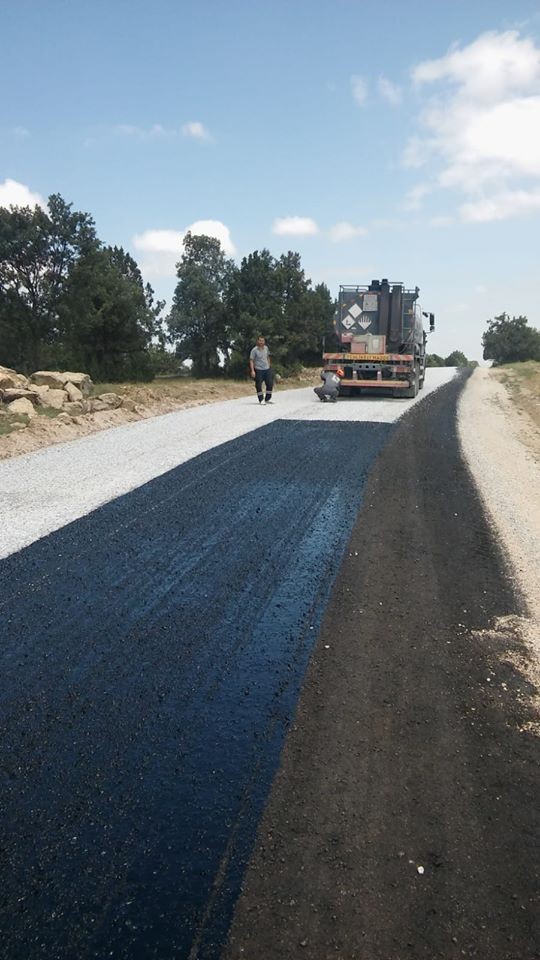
[255,369,273,402]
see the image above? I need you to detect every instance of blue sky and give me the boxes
[2,0,540,360]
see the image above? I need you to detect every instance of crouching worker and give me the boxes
[314,367,344,402]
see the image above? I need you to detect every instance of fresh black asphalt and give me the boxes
[226,373,539,960]
[0,419,393,959]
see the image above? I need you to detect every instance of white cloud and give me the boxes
[412,30,540,102]
[402,136,430,169]
[133,220,236,278]
[404,31,540,222]
[378,76,402,106]
[188,220,235,254]
[459,187,540,222]
[133,229,185,254]
[182,121,212,142]
[272,216,319,236]
[12,126,31,139]
[0,178,45,210]
[351,75,368,106]
[115,123,175,138]
[328,222,367,242]
[403,183,432,211]
[430,214,454,227]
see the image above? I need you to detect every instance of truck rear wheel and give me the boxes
[403,363,419,399]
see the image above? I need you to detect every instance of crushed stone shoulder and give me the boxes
[458,367,540,668]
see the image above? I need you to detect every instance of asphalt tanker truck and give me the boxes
[323,278,435,398]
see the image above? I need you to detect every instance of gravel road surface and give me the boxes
[0,368,454,560]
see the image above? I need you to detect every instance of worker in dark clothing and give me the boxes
[314,367,344,402]
[249,335,274,403]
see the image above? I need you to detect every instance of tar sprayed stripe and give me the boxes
[0,418,393,960]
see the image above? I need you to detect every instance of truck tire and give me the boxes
[403,363,419,399]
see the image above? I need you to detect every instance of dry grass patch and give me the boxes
[492,361,540,432]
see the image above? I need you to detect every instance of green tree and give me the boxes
[168,232,236,377]
[444,350,470,367]
[275,253,335,369]
[58,246,163,381]
[225,249,334,376]
[482,313,540,364]
[225,249,283,376]
[0,194,97,371]
[147,344,182,377]
[425,354,445,367]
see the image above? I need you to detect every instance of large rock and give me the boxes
[0,366,29,390]
[61,372,93,396]
[65,381,83,402]
[31,384,51,406]
[96,392,122,409]
[89,398,109,412]
[7,397,36,418]
[64,401,84,415]
[31,371,93,396]
[45,389,68,410]
[2,387,40,403]
[30,371,66,390]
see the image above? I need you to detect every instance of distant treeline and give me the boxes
[2,193,537,382]
[0,193,334,381]
[426,352,478,367]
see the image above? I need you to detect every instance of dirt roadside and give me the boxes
[225,370,539,960]
[0,371,319,461]
[459,368,540,697]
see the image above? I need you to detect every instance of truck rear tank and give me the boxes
[323,279,435,398]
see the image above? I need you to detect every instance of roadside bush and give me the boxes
[483,313,540,364]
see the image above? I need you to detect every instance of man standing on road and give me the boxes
[249,335,274,404]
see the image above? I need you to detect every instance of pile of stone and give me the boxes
[0,366,132,427]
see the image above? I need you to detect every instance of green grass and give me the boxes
[35,406,62,419]
[0,400,63,437]
[498,360,539,381]
[0,407,29,436]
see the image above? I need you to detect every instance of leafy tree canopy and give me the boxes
[225,248,334,376]
[444,350,470,367]
[167,232,236,377]
[0,194,97,370]
[482,313,540,364]
[58,246,164,381]
[426,354,445,367]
